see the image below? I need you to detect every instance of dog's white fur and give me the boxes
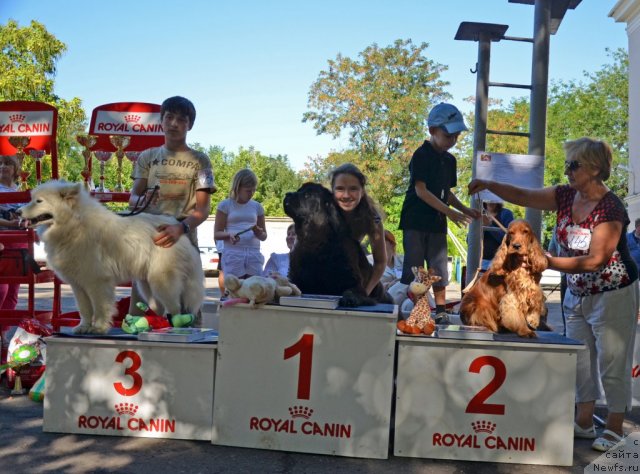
[19,181,204,334]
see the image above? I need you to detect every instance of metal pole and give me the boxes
[525,0,551,239]
[465,31,491,286]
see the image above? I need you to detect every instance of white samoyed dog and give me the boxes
[18,181,204,334]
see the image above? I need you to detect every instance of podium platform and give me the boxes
[211,303,397,459]
[43,332,217,441]
[394,331,584,466]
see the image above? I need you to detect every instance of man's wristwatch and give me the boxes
[181,221,191,235]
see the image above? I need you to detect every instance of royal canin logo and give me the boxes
[77,401,175,433]
[115,403,138,416]
[433,421,536,452]
[632,365,640,378]
[9,114,25,123]
[288,405,313,419]
[250,405,352,439]
[96,122,163,133]
[471,420,496,434]
[124,114,141,123]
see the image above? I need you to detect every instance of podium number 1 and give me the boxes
[284,334,314,400]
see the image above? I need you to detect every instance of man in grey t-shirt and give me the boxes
[128,96,216,315]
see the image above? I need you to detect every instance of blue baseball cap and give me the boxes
[427,103,468,134]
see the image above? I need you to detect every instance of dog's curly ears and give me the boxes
[528,234,549,274]
[489,235,509,275]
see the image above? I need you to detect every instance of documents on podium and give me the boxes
[137,327,218,343]
[278,294,341,310]
[436,324,494,341]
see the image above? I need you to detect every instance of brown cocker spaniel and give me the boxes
[460,219,549,337]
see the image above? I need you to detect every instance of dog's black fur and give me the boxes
[283,182,390,307]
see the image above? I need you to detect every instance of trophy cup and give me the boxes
[29,150,46,186]
[76,134,98,190]
[8,136,32,191]
[109,135,131,192]
[125,151,140,191]
[94,151,113,193]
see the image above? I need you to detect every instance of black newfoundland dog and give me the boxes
[283,182,390,307]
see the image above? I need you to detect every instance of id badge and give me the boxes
[566,225,591,252]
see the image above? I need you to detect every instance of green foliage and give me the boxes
[303,39,450,207]
[547,48,629,198]
[0,19,87,183]
[191,144,303,216]
[455,49,629,248]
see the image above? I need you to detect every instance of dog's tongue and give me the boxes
[18,218,31,229]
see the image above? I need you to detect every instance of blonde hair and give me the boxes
[563,137,612,181]
[229,168,258,200]
[0,155,21,183]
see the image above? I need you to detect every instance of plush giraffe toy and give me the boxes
[397,266,442,335]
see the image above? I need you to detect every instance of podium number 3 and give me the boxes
[284,334,314,400]
[113,350,143,396]
[465,355,506,415]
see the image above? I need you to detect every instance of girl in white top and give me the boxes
[263,223,296,276]
[214,169,267,278]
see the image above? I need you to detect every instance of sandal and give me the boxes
[592,429,624,452]
[574,422,596,439]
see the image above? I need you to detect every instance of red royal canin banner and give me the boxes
[0,101,59,178]
[89,102,164,152]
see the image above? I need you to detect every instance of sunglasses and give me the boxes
[564,160,582,172]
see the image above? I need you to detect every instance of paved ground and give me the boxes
[1,279,639,473]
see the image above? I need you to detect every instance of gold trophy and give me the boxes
[76,134,98,190]
[8,135,32,191]
[109,135,131,192]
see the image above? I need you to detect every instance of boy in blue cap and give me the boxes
[399,103,480,323]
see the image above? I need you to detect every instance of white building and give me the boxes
[611,0,640,223]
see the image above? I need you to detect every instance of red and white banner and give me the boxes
[0,101,59,178]
[89,102,164,152]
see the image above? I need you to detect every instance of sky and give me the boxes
[1,0,629,171]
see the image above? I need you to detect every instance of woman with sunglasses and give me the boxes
[468,137,638,452]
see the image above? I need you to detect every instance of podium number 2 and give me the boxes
[284,334,314,400]
[465,355,506,415]
[113,350,143,396]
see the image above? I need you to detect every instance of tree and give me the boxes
[455,48,629,247]
[0,20,86,183]
[546,48,629,197]
[192,144,302,216]
[303,39,450,206]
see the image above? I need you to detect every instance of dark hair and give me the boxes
[161,96,196,128]
[483,201,504,212]
[330,163,383,240]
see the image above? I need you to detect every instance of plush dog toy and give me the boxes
[121,302,194,334]
[268,272,302,300]
[223,274,301,308]
[397,267,441,335]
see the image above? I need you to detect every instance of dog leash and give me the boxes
[462,201,508,293]
[122,185,160,217]
[233,227,255,239]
